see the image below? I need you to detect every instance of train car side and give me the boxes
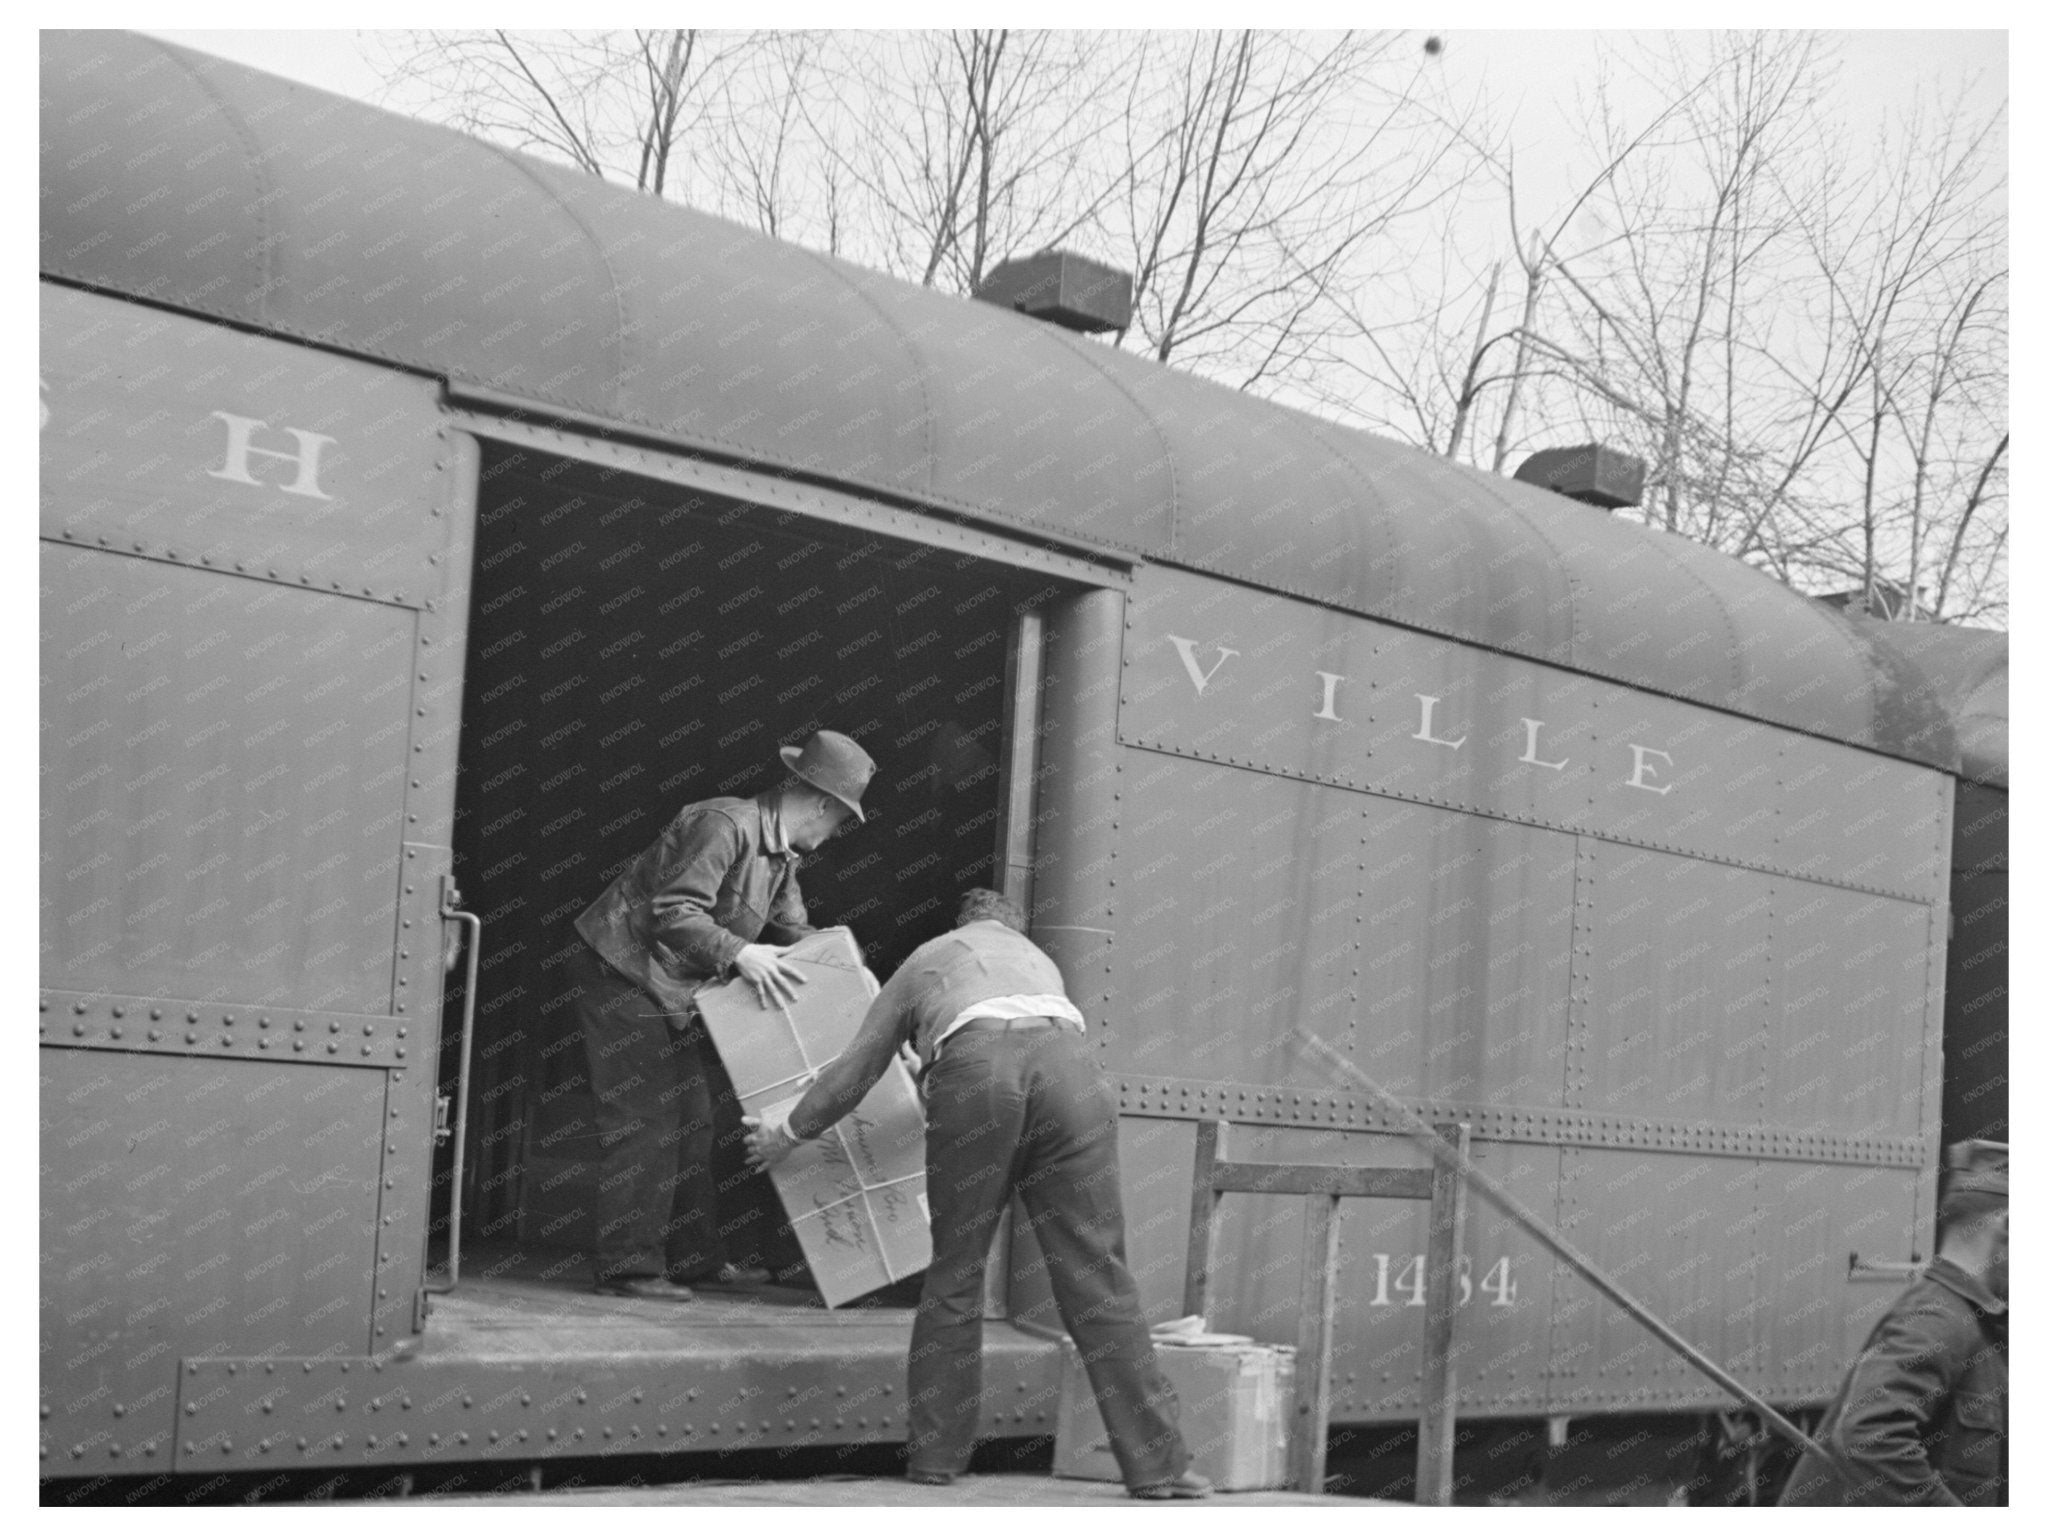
[1857,618,2007,1147]
[1029,567,1951,1421]
[40,282,476,1471]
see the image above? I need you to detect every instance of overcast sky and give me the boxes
[144,27,2007,233]
[144,27,2007,118]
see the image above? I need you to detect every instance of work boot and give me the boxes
[595,1276,696,1302]
[679,1262,773,1292]
[1130,1470,1212,1500]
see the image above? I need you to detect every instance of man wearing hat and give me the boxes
[567,729,876,1300]
[1779,1140,2007,1505]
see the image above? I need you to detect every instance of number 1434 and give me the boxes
[1367,1253,1518,1307]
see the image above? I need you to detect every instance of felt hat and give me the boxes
[779,730,875,822]
[1938,1139,2008,1225]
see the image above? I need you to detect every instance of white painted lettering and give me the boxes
[1413,694,1467,751]
[1626,745,1674,795]
[1166,634,1239,697]
[1519,718,1569,771]
[208,411,336,501]
[1312,671,1345,722]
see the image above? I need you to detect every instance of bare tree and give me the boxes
[1785,88,2008,620]
[1111,30,1474,402]
[794,30,1124,293]
[711,32,829,242]
[1316,55,1708,459]
[375,27,1486,399]
[1341,243,1500,456]
[1430,32,2006,624]
[368,28,2002,622]
[1530,33,1831,541]
[377,30,767,198]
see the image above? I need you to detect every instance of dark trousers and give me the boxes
[569,942,726,1284]
[909,1024,1189,1489]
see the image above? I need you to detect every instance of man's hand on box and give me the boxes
[735,943,807,1009]
[743,1105,801,1171]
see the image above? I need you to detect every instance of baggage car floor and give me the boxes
[173,1241,1065,1472]
[402,1243,1065,1428]
[423,1242,948,1359]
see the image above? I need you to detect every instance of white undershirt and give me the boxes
[927,993,1085,1065]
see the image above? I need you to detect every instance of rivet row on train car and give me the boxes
[39,31,2006,1495]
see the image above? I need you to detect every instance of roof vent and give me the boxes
[1814,582,1924,622]
[973,251,1132,335]
[1513,444,1646,510]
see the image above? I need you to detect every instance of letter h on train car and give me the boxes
[208,411,335,500]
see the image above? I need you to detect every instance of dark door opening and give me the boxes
[432,441,1076,1294]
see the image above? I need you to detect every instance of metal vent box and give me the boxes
[695,927,931,1306]
[973,251,1134,334]
[1512,443,1647,509]
[1052,1338,1294,1490]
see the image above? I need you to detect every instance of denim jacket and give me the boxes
[1780,1257,2006,1505]
[574,794,814,1016]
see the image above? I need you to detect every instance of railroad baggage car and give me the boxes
[40,30,1996,1485]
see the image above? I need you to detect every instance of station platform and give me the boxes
[425,1471,1372,1505]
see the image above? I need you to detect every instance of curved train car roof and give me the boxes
[1852,619,2007,789]
[41,30,1956,772]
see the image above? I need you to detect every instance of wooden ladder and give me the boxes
[1181,1118,1471,1500]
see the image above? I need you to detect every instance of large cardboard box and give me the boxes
[1052,1338,1294,1491]
[694,927,931,1306]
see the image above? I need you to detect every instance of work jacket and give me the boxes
[1779,1257,2006,1506]
[574,794,814,1016]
